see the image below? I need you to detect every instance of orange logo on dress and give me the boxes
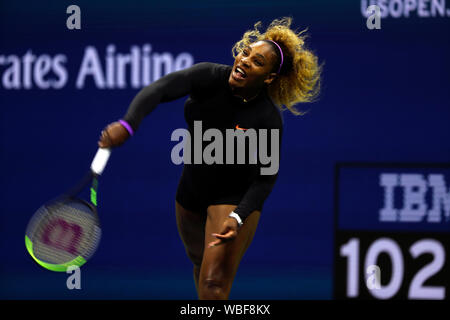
[235,125,247,131]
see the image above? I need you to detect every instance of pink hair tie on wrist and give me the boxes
[119,119,134,136]
[266,40,284,74]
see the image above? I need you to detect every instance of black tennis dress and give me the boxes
[122,62,283,222]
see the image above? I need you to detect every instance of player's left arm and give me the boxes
[209,110,283,246]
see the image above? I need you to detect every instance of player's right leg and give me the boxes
[175,200,206,296]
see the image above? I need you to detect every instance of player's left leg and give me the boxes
[198,204,261,300]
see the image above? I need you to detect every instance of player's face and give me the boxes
[229,41,278,91]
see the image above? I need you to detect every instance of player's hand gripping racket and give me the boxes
[25,148,111,272]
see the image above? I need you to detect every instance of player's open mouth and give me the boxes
[233,66,247,80]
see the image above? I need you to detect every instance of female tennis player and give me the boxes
[98,17,321,299]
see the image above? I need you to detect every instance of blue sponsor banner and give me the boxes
[337,163,450,232]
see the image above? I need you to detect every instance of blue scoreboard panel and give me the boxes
[334,163,450,300]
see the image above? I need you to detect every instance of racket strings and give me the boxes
[27,199,101,264]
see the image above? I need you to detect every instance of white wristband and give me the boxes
[229,212,243,227]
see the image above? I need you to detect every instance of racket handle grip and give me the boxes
[91,148,111,175]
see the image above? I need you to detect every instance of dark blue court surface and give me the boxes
[1,265,332,300]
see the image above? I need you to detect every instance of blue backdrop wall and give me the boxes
[1,0,449,299]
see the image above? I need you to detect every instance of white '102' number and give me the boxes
[340,238,445,299]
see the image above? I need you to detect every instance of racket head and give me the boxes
[25,196,101,272]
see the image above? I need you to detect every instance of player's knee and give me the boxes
[199,278,228,300]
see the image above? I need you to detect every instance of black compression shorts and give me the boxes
[175,166,263,215]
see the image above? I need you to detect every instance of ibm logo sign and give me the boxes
[379,173,450,223]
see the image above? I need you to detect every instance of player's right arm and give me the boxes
[98,62,218,148]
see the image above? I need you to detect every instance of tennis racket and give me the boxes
[25,148,111,272]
